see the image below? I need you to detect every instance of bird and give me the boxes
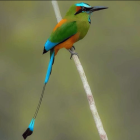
[22,2,108,139]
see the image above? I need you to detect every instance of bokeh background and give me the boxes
[0,1,140,140]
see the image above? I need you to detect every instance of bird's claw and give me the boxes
[68,47,79,59]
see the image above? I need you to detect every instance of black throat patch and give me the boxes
[88,16,91,24]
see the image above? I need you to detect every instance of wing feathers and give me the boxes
[44,20,77,52]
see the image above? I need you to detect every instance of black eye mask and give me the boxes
[74,7,93,15]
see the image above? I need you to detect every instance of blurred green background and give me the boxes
[0,1,140,140]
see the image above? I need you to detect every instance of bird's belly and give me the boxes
[54,33,80,55]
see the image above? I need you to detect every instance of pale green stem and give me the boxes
[51,1,109,140]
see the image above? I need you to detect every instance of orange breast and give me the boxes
[54,33,80,55]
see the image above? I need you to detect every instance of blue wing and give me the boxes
[43,21,77,54]
[44,40,58,52]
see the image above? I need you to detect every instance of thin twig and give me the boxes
[51,1,109,140]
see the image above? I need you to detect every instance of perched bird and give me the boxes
[22,2,108,139]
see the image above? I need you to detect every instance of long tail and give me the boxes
[22,49,55,139]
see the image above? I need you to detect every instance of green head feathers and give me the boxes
[65,2,108,23]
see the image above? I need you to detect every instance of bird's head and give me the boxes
[65,2,108,18]
[74,2,108,15]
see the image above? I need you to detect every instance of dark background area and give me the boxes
[0,1,140,140]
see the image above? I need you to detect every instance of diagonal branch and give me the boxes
[51,1,109,140]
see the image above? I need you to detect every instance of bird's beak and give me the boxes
[90,6,108,12]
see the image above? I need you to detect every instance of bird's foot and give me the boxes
[68,49,79,59]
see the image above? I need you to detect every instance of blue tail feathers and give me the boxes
[44,49,55,84]
[22,49,55,139]
[22,118,35,139]
[28,118,35,131]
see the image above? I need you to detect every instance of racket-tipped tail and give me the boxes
[22,118,35,139]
